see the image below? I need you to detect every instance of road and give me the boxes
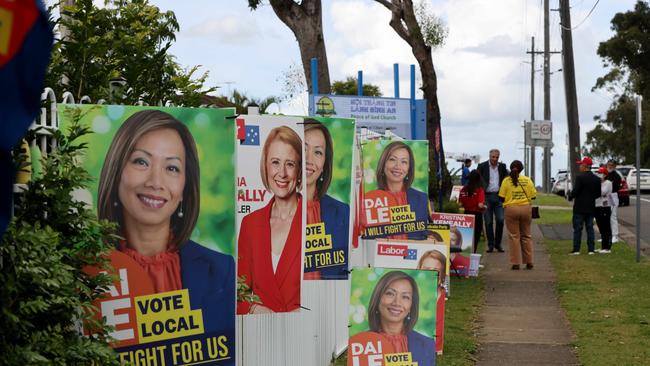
[618,192,650,244]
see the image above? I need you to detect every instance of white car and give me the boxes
[627,168,650,192]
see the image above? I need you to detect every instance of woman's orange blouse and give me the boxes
[119,241,182,293]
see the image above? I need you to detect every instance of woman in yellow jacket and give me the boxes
[498,160,537,270]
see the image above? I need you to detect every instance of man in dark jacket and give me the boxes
[477,149,509,252]
[569,157,601,254]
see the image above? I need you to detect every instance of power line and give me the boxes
[560,0,600,31]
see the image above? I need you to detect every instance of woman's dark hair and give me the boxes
[304,119,333,199]
[466,170,482,194]
[97,110,200,249]
[376,141,415,191]
[368,271,420,334]
[509,160,524,186]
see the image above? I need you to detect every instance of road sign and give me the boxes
[531,120,552,140]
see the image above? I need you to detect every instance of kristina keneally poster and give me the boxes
[302,116,355,280]
[59,105,237,366]
[235,114,306,315]
[361,140,429,240]
[348,267,438,366]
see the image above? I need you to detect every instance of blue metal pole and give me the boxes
[357,70,363,96]
[410,65,416,139]
[309,58,318,115]
[394,63,400,98]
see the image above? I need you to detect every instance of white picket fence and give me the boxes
[26,89,354,366]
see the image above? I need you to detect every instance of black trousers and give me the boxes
[467,210,484,254]
[595,206,612,250]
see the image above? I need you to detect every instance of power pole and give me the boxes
[559,0,581,185]
[543,0,552,193]
[527,36,536,184]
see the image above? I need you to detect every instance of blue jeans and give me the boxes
[483,192,504,249]
[572,213,595,252]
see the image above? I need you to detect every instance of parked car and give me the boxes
[617,165,635,178]
[551,171,569,196]
[627,168,650,192]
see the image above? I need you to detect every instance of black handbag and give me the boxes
[521,184,540,219]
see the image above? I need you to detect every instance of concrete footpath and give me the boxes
[474,224,579,366]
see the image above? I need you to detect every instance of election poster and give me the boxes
[302,117,355,280]
[361,140,430,240]
[365,240,449,355]
[235,115,306,314]
[348,268,437,366]
[430,213,475,277]
[60,105,237,365]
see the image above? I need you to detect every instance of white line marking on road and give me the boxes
[630,196,650,203]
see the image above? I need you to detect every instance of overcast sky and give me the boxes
[102,0,640,179]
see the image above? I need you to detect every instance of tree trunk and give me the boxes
[269,0,331,94]
[376,0,450,199]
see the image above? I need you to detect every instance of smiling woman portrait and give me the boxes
[237,125,303,314]
[303,120,350,280]
[372,141,429,239]
[97,109,235,333]
[365,271,436,366]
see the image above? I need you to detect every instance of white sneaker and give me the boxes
[588,251,596,255]
[569,252,580,255]
[594,249,602,253]
[597,239,602,242]
[599,249,611,254]
[612,237,620,243]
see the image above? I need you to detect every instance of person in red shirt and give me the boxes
[458,170,486,253]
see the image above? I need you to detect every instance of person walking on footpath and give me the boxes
[461,159,472,186]
[594,166,613,254]
[606,159,621,243]
[459,170,486,254]
[569,157,601,255]
[477,149,508,253]
[498,160,537,270]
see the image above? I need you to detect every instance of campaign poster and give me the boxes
[348,268,437,366]
[302,117,355,280]
[361,140,430,240]
[367,240,449,355]
[430,213,475,277]
[235,115,306,314]
[60,105,237,365]
[449,185,462,202]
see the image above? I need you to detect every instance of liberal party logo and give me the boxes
[241,125,260,146]
[403,249,417,260]
[315,96,335,116]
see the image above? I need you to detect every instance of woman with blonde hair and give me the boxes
[237,126,303,313]
[498,160,537,270]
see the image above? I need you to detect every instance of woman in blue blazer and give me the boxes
[97,110,235,337]
[304,120,350,280]
[372,141,429,240]
[365,270,436,365]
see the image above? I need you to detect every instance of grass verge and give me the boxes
[545,239,650,365]
[535,192,571,207]
[537,208,573,225]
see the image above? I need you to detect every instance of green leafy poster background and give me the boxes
[349,267,437,338]
[361,140,429,194]
[307,116,355,205]
[58,105,236,256]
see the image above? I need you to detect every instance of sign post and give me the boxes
[636,95,642,263]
